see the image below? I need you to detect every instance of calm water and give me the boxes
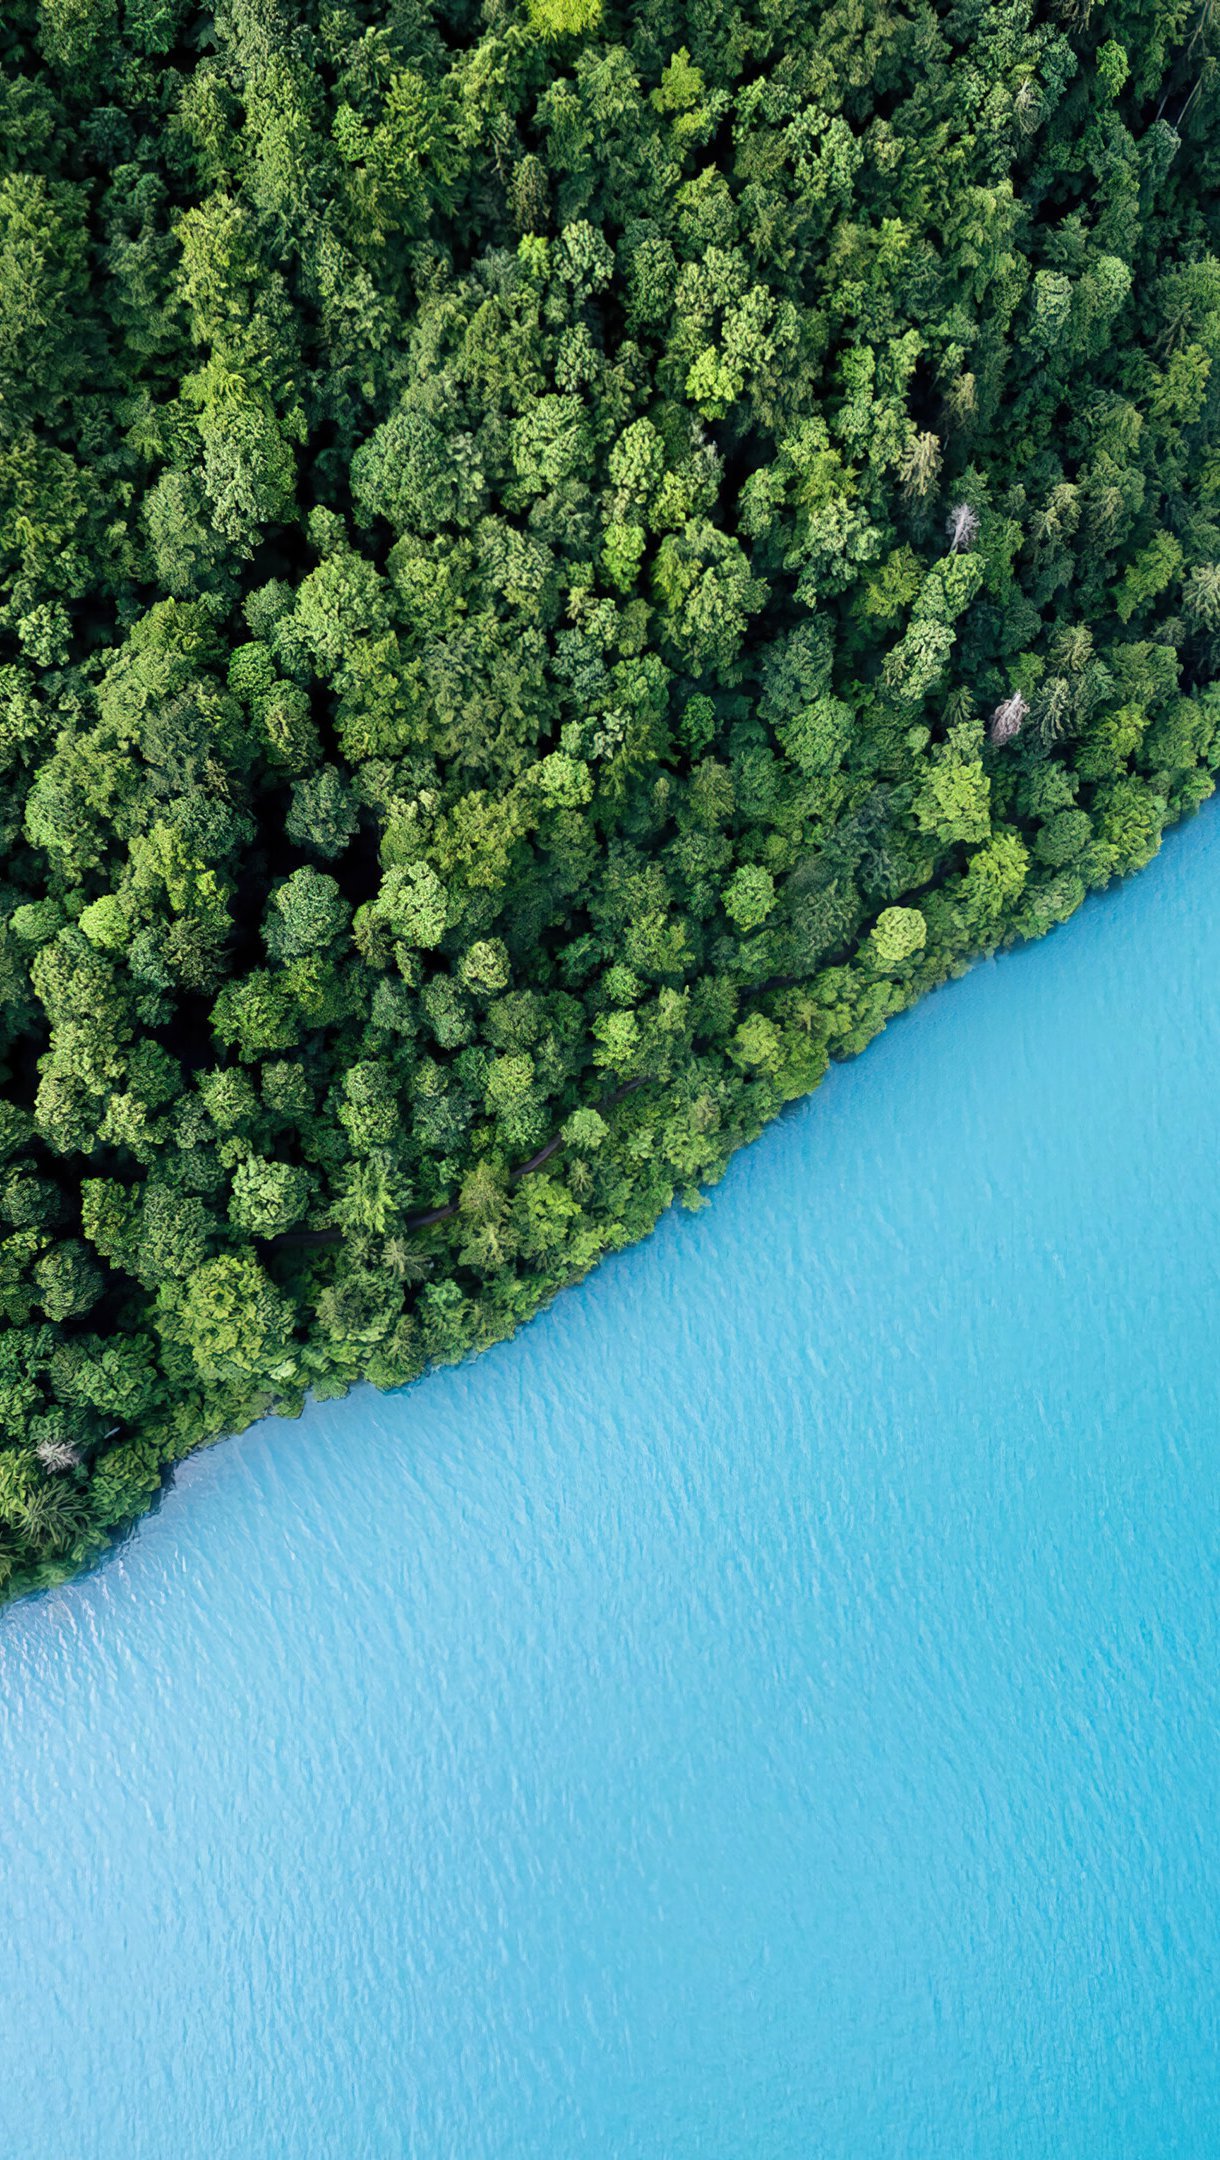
[3,817,1220,2160]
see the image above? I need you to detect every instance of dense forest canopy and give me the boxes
[0,0,1216,1594]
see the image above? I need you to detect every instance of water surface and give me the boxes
[3,815,1220,2159]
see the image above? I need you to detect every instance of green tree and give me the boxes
[172,1256,298,1388]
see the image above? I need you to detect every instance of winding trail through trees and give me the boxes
[266,1078,651,1252]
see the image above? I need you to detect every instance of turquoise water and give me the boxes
[3,816,1220,2160]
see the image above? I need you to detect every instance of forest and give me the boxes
[0,0,1216,1595]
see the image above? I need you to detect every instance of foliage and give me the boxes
[0,0,1217,1595]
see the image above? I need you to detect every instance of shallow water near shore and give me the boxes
[3,811,1220,2159]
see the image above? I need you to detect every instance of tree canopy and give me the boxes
[0,0,1217,1595]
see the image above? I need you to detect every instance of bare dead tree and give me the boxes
[946,503,980,552]
[35,1439,81,1476]
[989,691,1029,747]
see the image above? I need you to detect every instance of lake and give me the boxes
[2,811,1219,2159]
